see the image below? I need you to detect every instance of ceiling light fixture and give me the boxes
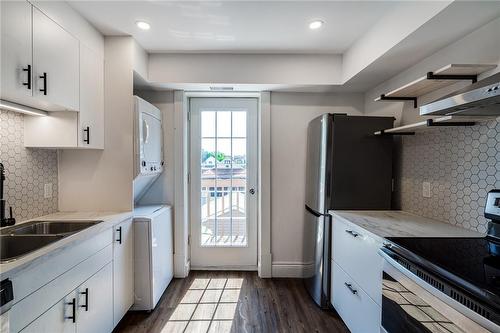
[136,21,151,30]
[309,20,324,30]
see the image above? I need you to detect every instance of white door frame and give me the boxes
[173,91,271,278]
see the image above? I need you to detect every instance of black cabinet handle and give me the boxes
[22,65,31,89]
[83,126,90,144]
[39,72,47,95]
[66,298,76,323]
[79,288,89,311]
[117,226,122,244]
[344,282,358,295]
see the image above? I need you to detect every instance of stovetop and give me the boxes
[386,235,500,309]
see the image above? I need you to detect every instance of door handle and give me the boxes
[83,126,90,144]
[249,188,255,195]
[39,72,47,95]
[65,298,76,323]
[79,288,89,311]
[344,282,358,295]
[22,65,31,90]
[345,229,360,238]
[116,226,122,244]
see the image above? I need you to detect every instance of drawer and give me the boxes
[332,216,383,305]
[332,261,381,333]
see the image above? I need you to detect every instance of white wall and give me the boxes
[134,90,175,206]
[364,17,500,125]
[149,53,342,85]
[269,92,364,276]
[58,37,135,212]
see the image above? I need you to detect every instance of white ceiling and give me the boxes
[69,1,395,53]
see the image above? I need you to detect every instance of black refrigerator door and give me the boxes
[330,115,394,210]
[304,206,331,308]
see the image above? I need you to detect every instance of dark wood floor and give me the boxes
[114,271,349,333]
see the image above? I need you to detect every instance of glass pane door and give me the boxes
[190,97,258,269]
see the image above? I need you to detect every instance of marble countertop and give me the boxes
[330,210,484,241]
[0,211,132,278]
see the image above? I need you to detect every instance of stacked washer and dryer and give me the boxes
[131,96,173,311]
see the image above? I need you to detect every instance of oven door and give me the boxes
[380,250,497,333]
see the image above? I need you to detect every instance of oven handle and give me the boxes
[378,249,497,333]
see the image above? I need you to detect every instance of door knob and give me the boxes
[249,188,255,195]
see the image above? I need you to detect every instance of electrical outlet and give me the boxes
[44,183,53,199]
[422,182,431,198]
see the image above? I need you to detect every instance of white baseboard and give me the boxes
[272,261,315,278]
[190,265,257,271]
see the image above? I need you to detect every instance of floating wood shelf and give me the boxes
[374,116,497,136]
[374,64,497,108]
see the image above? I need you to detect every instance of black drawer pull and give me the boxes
[80,288,89,311]
[66,298,76,323]
[344,282,358,295]
[345,229,360,238]
[83,126,90,144]
[39,72,47,95]
[117,226,122,244]
[22,65,31,89]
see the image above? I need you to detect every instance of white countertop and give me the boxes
[0,211,132,278]
[330,210,484,240]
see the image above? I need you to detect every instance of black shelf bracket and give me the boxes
[426,119,475,127]
[378,129,415,136]
[426,71,477,83]
[379,94,418,109]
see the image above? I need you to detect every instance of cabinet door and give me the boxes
[79,44,104,149]
[0,1,33,102]
[113,219,134,326]
[77,263,113,333]
[33,7,79,111]
[21,293,76,333]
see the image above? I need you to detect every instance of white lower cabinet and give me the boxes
[332,261,381,333]
[22,262,113,333]
[21,293,75,333]
[76,263,113,333]
[331,215,384,333]
[112,218,134,327]
[332,216,383,305]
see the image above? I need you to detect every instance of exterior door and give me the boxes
[190,97,258,269]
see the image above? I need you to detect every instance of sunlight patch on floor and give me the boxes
[161,278,244,333]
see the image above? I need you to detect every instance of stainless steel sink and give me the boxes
[0,235,65,263]
[0,220,103,263]
[1,220,102,236]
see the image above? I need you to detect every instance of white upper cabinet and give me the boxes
[32,7,79,111]
[79,44,104,149]
[1,1,33,102]
[1,2,80,112]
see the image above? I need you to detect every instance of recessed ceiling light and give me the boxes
[136,21,151,30]
[309,20,324,30]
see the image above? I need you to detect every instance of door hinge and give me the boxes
[187,172,191,184]
[187,111,191,122]
[188,235,191,245]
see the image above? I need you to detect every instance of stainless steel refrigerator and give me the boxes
[304,113,394,308]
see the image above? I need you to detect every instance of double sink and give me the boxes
[0,220,103,263]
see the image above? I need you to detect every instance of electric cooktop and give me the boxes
[384,190,500,312]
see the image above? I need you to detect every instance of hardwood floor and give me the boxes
[114,271,349,333]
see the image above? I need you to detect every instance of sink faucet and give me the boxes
[0,163,16,227]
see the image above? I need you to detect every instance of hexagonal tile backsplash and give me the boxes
[0,109,58,221]
[398,119,500,233]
